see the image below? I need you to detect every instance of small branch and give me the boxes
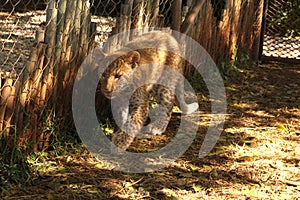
[180,0,205,34]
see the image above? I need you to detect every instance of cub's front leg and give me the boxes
[112,101,129,128]
[141,86,174,136]
[112,88,149,150]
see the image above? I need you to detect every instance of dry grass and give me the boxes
[1,62,299,199]
[1,9,300,200]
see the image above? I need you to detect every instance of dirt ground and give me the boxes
[1,61,299,200]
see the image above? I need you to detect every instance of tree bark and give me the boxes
[180,0,205,34]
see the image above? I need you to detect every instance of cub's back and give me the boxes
[124,32,182,69]
[100,31,184,98]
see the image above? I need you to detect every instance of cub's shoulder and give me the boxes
[125,31,180,52]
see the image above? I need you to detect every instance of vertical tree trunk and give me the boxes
[41,0,57,106]
[0,79,14,137]
[149,0,160,27]
[252,0,264,61]
[180,0,205,34]
[53,0,67,104]
[171,0,182,31]
[131,0,145,38]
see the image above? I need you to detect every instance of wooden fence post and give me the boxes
[252,0,265,61]
[180,0,205,35]
[171,0,182,31]
[0,79,14,137]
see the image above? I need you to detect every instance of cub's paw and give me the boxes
[182,102,199,114]
[140,124,166,137]
[111,130,134,153]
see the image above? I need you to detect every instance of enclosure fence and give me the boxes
[1,0,268,151]
[261,0,300,62]
[1,0,96,151]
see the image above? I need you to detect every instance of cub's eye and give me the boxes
[114,74,122,79]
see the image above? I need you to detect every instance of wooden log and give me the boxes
[74,0,83,51]
[63,0,89,116]
[218,1,231,63]
[242,0,254,54]
[0,78,13,136]
[14,44,45,148]
[59,0,76,76]
[211,21,218,63]
[131,0,145,38]
[45,0,58,48]
[171,0,182,31]
[125,0,134,23]
[65,0,83,91]
[67,0,83,84]
[16,46,39,134]
[89,22,97,51]
[77,0,91,63]
[42,0,58,106]
[62,25,77,113]
[3,80,16,135]
[183,0,206,76]
[30,43,47,102]
[180,0,205,34]
[52,0,67,103]
[236,1,246,54]
[205,2,213,58]
[143,0,150,27]
[30,43,47,151]
[65,0,78,64]
[228,0,241,60]
[21,45,45,147]
[35,27,45,44]
[148,0,159,27]
[156,15,165,28]
[116,3,132,46]
[103,26,117,53]
[56,0,77,114]
[252,0,264,61]
[182,0,193,21]
[10,76,21,134]
[31,104,38,152]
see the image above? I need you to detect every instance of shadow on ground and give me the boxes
[2,63,300,199]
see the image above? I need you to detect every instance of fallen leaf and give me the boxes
[277,124,287,131]
[211,170,218,177]
[95,163,106,168]
[179,172,193,178]
[238,156,256,162]
[192,184,202,192]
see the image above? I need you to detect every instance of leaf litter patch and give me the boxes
[2,64,300,199]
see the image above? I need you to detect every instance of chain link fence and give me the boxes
[0,0,119,150]
[0,0,117,77]
[0,0,265,151]
[262,0,300,61]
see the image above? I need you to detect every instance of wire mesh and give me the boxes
[0,0,268,149]
[0,0,119,78]
[0,0,233,78]
[0,0,120,147]
[262,0,300,61]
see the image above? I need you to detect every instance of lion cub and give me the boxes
[100,31,198,150]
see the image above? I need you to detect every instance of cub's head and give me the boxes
[100,51,140,99]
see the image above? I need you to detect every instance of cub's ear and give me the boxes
[125,51,140,68]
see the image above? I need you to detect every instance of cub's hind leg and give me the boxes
[112,88,149,150]
[175,76,199,115]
